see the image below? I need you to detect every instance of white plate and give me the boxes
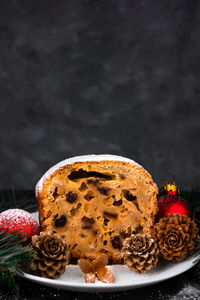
[16,212,200,293]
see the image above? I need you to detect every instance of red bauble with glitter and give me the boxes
[0,208,40,244]
[156,182,192,222]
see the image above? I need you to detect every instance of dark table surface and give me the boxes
[0,191,200,300]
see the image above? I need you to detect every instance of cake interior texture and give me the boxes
[36,159,158,263]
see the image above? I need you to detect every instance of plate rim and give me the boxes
[17,211,200,292]
[17,256,200,292]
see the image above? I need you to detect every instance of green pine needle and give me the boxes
[0,189,37,296]
[179,184,200,226]
[177,184,200,275]
[0,227,33,295]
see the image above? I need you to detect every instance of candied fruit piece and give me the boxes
[84,273,96,283]
[97,268,115,283]
[78,258,94,273]
[92,254,108,270]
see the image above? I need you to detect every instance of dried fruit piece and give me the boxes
[113,199,123,206]
[54,215,67,228]
[103,211,118,219]
[97,187,110,195]
[66,192,77,203]
[82,216,95,229]
[96,267,114,283]
[78,259,94,273]
[84,272,96,283]
[110,236,122,249]
[87,179,99,186]
[92,254,108,270]
[124,190,141,212]
[124,190,137,201]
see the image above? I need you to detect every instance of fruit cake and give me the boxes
[36,154,158,263]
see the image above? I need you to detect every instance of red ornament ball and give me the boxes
[156,195,192,222]
[0,208,40,244]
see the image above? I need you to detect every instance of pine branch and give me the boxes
[179,184,200,227]
[0,226,33,296]
[0,189,37,295]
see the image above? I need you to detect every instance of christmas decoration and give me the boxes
[154,213,198,261]
[29,232,69,279]
[161,181,180,195]
[156,182,192,222]
[122,234,159,273]
[0,225,33,295]
[78,254,115,283]
[0,209,39,245]
[0,189,37,296]
[0,184,199,297]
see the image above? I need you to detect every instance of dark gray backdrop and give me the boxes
[0,0,200,189]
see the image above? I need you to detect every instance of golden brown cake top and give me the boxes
[35,154,149,197]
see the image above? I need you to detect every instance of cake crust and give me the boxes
[36,154,143,196]
[36,155,158,263]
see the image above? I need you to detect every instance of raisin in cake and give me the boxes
[36,154,158,263]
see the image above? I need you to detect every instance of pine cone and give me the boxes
[154,213,198,261]
[122,234,159,273]
[29,232,69,279]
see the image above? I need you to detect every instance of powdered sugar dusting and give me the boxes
[19,255,200,292]
[19,213,200,293]
[0,209,39,240]
[35,154,146,196]
[0,208,37,225]
[170,285,200,300]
